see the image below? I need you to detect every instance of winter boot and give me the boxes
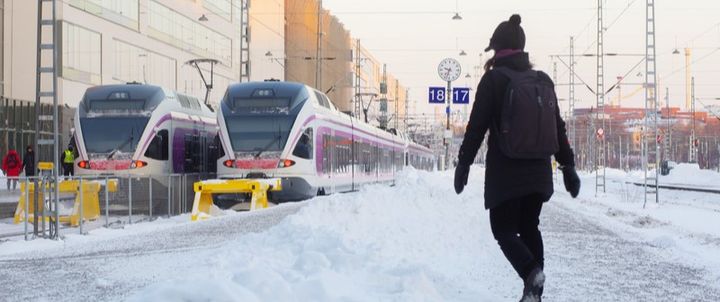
[519,267,545,302]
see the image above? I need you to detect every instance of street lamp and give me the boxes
[198,14,209,22]
[452,0,462,21]
[459,50,467,56]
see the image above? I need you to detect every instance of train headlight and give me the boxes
[223,160,235,168]
[278,159,295,168]
[78,160,89,169]
[131,160,147,169]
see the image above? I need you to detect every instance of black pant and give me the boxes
[490,194,544,280]
[62,163,74,176]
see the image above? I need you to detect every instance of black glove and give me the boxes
[454,164,470,194]
[560,165,581,198]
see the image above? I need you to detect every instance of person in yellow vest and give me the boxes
[62,145,76,176]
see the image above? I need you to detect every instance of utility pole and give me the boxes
[595,0,607,194]
[664,87,672,163]
[35,0,60,239]
[643,0,660,208]
[405,88,409,131]
[239,0,250,82]
[690,77,697,163]
[395,79,400,130]
[315,0,323,90]
[354,39,361,118]
[569,37,576,152]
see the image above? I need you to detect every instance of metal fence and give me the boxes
[0,97,75,162]
[9,173,216,240]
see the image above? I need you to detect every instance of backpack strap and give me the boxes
[493,66,539,81]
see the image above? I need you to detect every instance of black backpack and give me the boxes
[493,67,560,159]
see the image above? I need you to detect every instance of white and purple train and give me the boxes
[72,84,218,176]
[216,81,435,202]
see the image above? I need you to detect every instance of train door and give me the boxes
[183,133,202,173]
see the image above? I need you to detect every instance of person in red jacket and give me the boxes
[2,149,22,191]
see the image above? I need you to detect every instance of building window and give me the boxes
[68,0,139,30]
[204,0,231,21]
[147,1,232,66]
[113,39,176,89]
[62,22,102,85]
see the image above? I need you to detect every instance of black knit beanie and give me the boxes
[484,14,526,52]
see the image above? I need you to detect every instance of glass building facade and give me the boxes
[2,0,284,108]
[62,22,102,85]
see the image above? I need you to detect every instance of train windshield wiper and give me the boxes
[107,130,134,160]
[254,135,282,158]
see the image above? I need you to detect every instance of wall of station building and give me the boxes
[1,0,407,128]
[284,0,407,129]
[248,0,284,82]
[2,0,286,107]
[285,0,353,113]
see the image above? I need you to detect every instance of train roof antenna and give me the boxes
[185,58,220,105]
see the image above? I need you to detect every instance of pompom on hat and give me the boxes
[484,14,526,52]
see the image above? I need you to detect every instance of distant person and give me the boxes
[22,145,36,177]
[453,14,581,302]
[2,148,22,190]
[62,145,76,176]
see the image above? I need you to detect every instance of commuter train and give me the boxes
[216,81,435,202]
[72,84,218,176]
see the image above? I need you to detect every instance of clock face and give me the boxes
[438,58,462,82]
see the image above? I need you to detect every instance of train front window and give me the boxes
[224,97,299,155]
[224,115,295,155]
[80,117,149,155]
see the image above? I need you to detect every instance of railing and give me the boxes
[5,173,216,241]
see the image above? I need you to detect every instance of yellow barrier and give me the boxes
[14,179,118,226]
[191,178,283,221]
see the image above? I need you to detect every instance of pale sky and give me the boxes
[322,0,720,116]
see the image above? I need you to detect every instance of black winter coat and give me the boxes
[22,151,35,176]
[458,52,574,209]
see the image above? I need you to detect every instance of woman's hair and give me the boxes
[484,57,496,72]
[483,54,534,72]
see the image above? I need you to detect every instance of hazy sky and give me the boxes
[322,0,720,116]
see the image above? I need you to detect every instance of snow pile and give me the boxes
[661,163,720,188]
[129,168,513,301]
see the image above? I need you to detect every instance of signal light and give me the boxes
[78,161,89,169]
[224,160,235,168]
[278,159,295,168]
[131,160,147,169]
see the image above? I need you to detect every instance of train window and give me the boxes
[90,99,145,111]
[214,134,225,159]
[292,128,313,160]
[144,130,169,160]
[314,91,331,109]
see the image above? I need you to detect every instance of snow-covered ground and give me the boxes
[0,167,719,301]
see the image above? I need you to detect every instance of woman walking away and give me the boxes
[453,14,581,302]
[23,145,36,177]
[2,149,22,190]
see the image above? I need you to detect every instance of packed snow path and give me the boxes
[0,168,718,301]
